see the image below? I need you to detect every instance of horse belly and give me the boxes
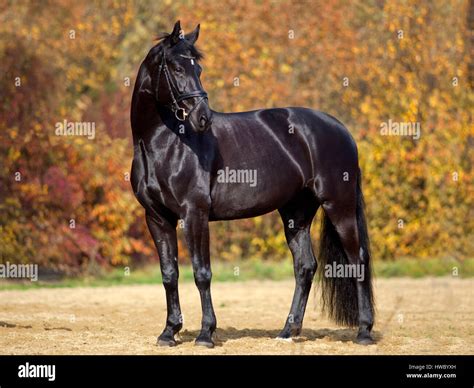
[209,164,303,220]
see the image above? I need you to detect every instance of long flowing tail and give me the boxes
[317,170,374,327]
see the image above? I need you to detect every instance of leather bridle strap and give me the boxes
[156,50,208,122]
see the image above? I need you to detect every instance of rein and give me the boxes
[156,50,208,122]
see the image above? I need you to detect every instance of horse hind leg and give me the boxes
[320,192,375,344]
[277,190,319,339]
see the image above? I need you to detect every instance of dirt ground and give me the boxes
[0,278,472,355]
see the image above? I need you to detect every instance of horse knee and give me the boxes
[161,267,178,290]
[194,266,212,288]
[297,259,317,283]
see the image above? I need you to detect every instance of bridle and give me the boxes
[156,50,208,122]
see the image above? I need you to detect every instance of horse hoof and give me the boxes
[356,334,375,345]
[157,337,177,347]
[195,339,214,348]
[174,333,183,344]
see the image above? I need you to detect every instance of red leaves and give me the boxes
[43,166,84,211]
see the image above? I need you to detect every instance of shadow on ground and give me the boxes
[179,327,383,346]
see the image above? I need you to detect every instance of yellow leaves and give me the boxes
[250,237,267,253]
[250,67,263,77]
[260,47,270,58]
[111,16,121,36]
[66,65,85,82]
[8,147,20,162]
[428,94,439,108]
[221,243,242,261]
[110,67,118,80]
[280,63,292,74]
[30,25,40,39]
[74,137,85,146]
[123,9,133,26]
[83,143,94,153]
[82,76,100,91]
[360,100,371,114]
[403,100,418,121]
[387,41,397,56]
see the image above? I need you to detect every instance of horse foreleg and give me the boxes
[146,212,183,346]
[183,208,217,348]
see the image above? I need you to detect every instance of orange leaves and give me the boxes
[0,0,472,273]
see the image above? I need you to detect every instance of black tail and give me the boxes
[318,170,374,327]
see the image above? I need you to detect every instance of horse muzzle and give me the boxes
[188,102,212,132]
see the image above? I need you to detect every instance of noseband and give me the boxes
[156,50,208,121]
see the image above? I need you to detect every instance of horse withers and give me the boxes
[130,21,375,348]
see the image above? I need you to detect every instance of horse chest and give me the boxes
[132,145,211,216]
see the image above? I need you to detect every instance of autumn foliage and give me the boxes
[0,1,472,273]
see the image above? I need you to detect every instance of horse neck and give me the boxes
[130,64,170,143]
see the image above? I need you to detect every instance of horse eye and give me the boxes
[175,67,184,74]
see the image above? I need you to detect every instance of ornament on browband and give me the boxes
[180,54,196,65]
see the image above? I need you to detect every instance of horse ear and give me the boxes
[185,24,200,45]
[169,20,182,46]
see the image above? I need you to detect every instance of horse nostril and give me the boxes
[199,115,208,128]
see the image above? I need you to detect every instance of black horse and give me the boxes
[130,21,374,348]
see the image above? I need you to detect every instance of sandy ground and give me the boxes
[0,278,472,355]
